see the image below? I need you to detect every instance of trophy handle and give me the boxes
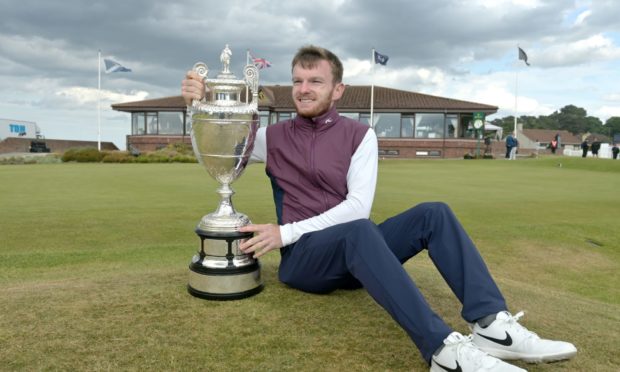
[243,64,259,96]
[191,62,209,107]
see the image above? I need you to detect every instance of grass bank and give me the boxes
[0,157,618,371]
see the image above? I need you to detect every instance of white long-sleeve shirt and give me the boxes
[250,126,378,246]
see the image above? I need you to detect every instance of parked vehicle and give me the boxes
[29,135,51,153]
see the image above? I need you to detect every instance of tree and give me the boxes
[551,105,589,134]
[490,104,604,136]
[584,116,603,134]
[604,117,620,139]
[537,115,559,130]
[490,116,514,137]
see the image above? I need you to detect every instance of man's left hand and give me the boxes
[238,224,283,258]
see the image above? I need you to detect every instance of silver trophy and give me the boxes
[187,45,263,300]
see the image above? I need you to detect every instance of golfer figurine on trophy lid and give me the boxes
[187,44,263,300]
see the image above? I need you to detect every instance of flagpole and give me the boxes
[98,50,101,151]
[370,48,375,128]
[513,46,520,138]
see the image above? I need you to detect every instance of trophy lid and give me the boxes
[190,45,259,112]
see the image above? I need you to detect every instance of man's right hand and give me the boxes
[181,70,207,106]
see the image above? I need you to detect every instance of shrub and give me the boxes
[60,143,197,163]
[166,142,195,156]
[138,143,197,163]
[0,155,57,165]
[62,148,105,162]
[1,154,62,165]
[171,154,197,163]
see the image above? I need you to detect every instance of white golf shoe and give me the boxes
[431,332,526,372]
[471,311,577,363]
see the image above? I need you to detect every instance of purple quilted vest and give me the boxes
[266,107,369,225]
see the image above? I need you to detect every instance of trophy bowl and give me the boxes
[187,45,263,300]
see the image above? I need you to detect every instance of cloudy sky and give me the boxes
[1,0,619,148]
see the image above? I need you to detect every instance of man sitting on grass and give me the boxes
[181,45,577,372]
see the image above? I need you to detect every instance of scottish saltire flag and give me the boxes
[104,58,132,73]
[251,54,272,69]
[518,47,530,66]
[374,50,389,65]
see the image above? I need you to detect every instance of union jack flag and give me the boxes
[251,54,272,69]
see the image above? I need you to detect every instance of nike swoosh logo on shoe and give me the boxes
[434,361,462,372]
[478,331,513,346]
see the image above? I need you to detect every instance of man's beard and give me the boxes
[294,93,333,118]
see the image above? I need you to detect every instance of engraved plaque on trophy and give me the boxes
[187,45,263,300]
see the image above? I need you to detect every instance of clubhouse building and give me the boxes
[112,85,498,158]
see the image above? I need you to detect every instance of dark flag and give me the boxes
[374,50,389,65]
[518,47,530,66]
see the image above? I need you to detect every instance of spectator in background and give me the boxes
[549,138,558,154]
[581,140,589,158]
[612,144,619,160]
[510,135,518,160]
[505,132,517,159]
[591,138,601,158]
[484,135,492,155]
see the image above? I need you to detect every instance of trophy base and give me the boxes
[187,274,263,300]
[188,229,263,301]
[197,212,251,233]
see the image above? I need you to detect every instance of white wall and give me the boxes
[0,119,39,140]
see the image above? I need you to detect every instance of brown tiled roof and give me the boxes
[262,85,497,113]
[521,129,582,145]
[112,85,497,114]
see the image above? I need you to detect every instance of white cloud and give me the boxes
[441,73,555,119]
[56,87,149,106]
[342,58,446,90]
[343,57,556,120]
[536,34,620,67]
[596,106,620,120]
[603,93,620,102]
[574,9,592,26]
[342,58,372,79]
[0,33,90,73]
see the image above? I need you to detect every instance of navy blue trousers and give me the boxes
[278,202,507,363]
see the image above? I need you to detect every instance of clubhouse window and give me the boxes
[374,113,401,138]
[401,115,414,137]
[259,111,269,128]
[340,112,359,121]
[131,111,185,135]
[132,112,145,135]
[415,113,444,139]
[146,113,158,135]
[158,112,184,135]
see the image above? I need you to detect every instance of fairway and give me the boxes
[1,158,619,371]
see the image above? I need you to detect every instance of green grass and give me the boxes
[1,157,619,371]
